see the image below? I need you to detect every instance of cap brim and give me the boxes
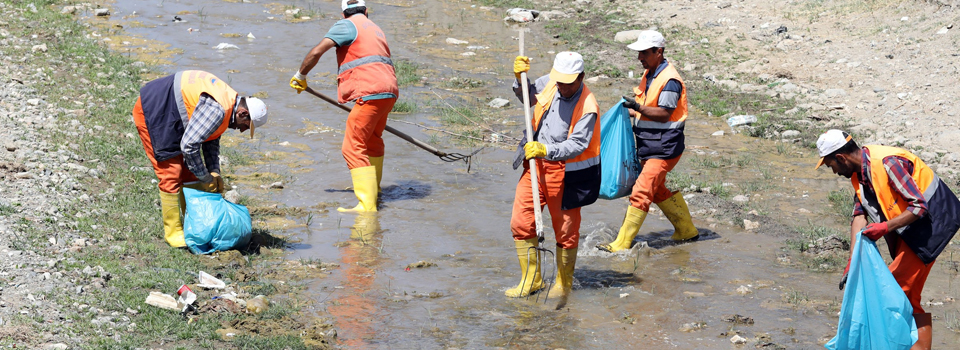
[814,157,825,170]
[627,42,654,51]
[550,69,579,84]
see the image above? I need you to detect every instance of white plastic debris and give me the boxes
[213,43,239,50]
[198,271,226,289]
[247,32,256,39]
[145,292,179,310]
[727,115,757,127]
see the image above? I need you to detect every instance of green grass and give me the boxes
[828,188,854,218]
[394,59,420,87]
[438,105,480,126]
[0,202,18,215]
[666,172,731,199]
[391,100,418,113]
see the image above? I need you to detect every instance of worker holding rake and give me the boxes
[290,0,398,212]
[506,51,601,299]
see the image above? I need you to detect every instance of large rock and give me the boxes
[614,30,644,43]
[487,98,510,109]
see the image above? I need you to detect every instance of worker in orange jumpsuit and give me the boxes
[290,0,398,213]
[506,52,601,299]
[134,70,268,247]
[597,30,699,253]
[817,129,960,350]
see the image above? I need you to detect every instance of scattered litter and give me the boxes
[711,130,724,136]
[246,295,269,314]
[260,181,283,189]
[145,292,179,310]
[214,43,240,50]
[177,285,197,312]
[406,261,437,269]
[505,8,539,23]
[466,45,488,50]
[445,38,468,45]
[727,114,757,127]
[730,334,748,344]
[619,293,629,298]
[198,271,226,289]
[172,15,185,23]
[461,52,476,56]
[247,32,256,39]
[736,285,752,295]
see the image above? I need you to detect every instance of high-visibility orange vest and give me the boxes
[532,81,601,209]
[177,70,235,142]
[632,61,688,159]
[852,145,960,263]
[139,70,236,161]
[335,15,399,103]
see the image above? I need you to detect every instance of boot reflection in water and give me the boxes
[329,212,382,348]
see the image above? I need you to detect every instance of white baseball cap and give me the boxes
[549,51,584,84]
[245,97,268,138]
[342,0,366,11]
[627,30,666,51]
[814,129,853,169]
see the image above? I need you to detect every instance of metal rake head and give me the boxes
[438,147,484,172]
[523,243,556,304]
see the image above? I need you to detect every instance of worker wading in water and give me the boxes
[133,70,268,247]
[290,0,398,212]
[816,129,960,350]
[597,30,699,253]
[506,52,601,299]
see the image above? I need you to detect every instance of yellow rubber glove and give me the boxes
[289,71,307,94]
[210,172,225,194]
[513,56,530,81]
[524,141,547,160]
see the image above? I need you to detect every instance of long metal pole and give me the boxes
[518,29,544,239]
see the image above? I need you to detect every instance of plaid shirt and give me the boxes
[852,147,927,219]
[182,94,226,183]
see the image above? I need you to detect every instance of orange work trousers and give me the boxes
[342,97,396,169]
[629,156,682,211]
[887,234,936,314]
[510,159,582,249]
[132,97,199,194]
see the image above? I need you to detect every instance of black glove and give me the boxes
[622,96,641,112]
[838,272,848,290]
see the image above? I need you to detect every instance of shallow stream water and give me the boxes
[97,0,960,348]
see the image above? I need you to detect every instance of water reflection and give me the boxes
[328,212,382,349]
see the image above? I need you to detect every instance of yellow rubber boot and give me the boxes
[338,166,379,213]
[657,192,700,241]
[158,190,186,248]
[505,238,544,298]
[597,206,647,252]
[547,247,577,299]
[370,156,384,192]
[178,189,186,217]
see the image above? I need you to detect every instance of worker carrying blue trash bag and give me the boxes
[825,230,918,350]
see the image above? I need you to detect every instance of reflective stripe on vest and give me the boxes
[175,70,235,142]
[338,55,394,75]
[852,145,937,228]
[335,15,399,103]
[632,61,688,128]
[532,81,601,171]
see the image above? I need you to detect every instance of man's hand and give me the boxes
[210,172,225,194]
[289,71,307,94]
[524,141,547,160]
[622,96,641,112]
[862,222,889,241]
[514,56,530,82]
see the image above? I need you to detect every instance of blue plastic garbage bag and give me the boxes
[599,99,639,199]
[825,233,918,350]
[182,188,253,255]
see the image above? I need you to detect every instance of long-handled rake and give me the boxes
[304,87,482,170]
[517,28,555,303]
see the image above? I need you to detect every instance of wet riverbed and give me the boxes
[96,0,960,348]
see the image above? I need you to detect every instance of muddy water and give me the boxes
[101,0,960,348]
